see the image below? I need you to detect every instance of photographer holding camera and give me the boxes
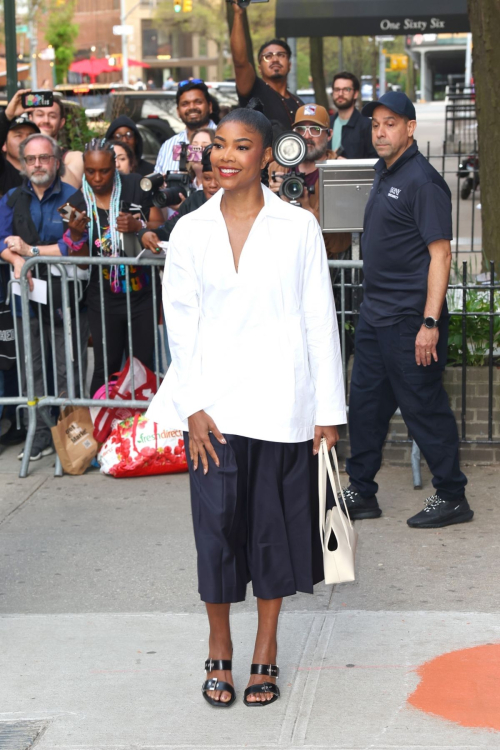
[154,80,216,176]
[230,1,302,132]
[269,104,351,258]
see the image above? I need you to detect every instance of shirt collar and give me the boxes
[375,141,419,175]
[24,177,61,201]
[181,120,217,140]
[191,184,294,222]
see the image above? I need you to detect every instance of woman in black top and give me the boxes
[69,138,162,395]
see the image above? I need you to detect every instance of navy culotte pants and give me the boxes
[346,313,467,502]
[184,433,324,604]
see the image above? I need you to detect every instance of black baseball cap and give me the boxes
[362,91,416,121]
[8,114,40,134]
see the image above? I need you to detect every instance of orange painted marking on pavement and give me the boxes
[408,643,500,731]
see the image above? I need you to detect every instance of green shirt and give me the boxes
[331,116,349,152]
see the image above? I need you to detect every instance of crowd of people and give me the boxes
[0,19,471,539]
[0,0,475,714]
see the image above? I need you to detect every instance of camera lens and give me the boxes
[281,176,304,201]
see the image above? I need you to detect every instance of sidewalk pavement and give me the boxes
[0,445,499,749]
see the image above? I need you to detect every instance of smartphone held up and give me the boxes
[21,91,54,109]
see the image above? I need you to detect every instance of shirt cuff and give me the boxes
[58,239,69,256]
[315,408,347,427]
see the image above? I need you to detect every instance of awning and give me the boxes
[275,0,470,38]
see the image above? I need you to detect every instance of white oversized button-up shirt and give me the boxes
[147,185,346,443]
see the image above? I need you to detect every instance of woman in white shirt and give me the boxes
[147,102,346,708]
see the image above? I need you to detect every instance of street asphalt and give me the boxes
[0,441,499,749]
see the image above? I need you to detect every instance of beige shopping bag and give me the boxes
[51,405,98,475]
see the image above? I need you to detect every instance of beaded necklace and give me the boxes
[82,171,122,293]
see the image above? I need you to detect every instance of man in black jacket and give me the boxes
[330,72,377,159]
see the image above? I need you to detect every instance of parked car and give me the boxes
[106,84,239,144]
[55,83,135,120]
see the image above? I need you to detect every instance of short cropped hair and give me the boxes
[19,133,66,177]
[332,71,360,92]
[258,39,292,60]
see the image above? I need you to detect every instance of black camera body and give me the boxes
[140,142,192,209]
[274,169,314,203]
[272,131,313,205]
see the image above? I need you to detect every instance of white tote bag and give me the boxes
[318,438,358,585]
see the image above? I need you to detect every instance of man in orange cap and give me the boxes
[269,103,351,258]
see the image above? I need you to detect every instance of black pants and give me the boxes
[88,295,157,396]
[185,433,324,603]
[346,313,467,502]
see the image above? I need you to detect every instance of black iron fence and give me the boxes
[330,259,500,450]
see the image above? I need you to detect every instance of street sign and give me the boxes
[16,24,28,33]
[38,47,55,61]
[113,25,133,36]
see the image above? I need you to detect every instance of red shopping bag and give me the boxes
[98,414,188,478]
[92,357,158,443]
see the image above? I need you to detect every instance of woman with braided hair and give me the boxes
[67,138,163,395]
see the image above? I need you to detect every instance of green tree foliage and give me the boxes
[45,0,79,85]
[155,0,228,80]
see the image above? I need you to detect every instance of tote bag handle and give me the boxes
[318,438,354,553]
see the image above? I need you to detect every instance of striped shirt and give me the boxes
[154,120,217,175]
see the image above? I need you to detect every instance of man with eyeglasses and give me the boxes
[230,1,302,132]
[0,133,89,462]
[269,105,351,259]
[154,80,216,177]
[330,72,377,159]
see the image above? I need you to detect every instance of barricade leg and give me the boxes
[411,440,422,490]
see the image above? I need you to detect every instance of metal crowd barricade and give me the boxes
[15,255,165,478]
[3,255,498,480]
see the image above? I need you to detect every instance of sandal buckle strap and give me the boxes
[205,658,232,672]
[250,663,279,678]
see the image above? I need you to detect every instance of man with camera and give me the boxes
[140,146,220,249]
[230,1,302,132]
[154,80,216,176]
[269,104,351,258]
[330,72,377,159]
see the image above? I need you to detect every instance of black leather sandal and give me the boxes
[202,658,236,708]
[243,663,280,707]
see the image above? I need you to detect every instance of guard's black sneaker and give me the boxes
[407,494,474,529]
[337,485,382,520]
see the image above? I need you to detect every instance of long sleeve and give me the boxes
[163,221,207,421]
[302,217,346,426]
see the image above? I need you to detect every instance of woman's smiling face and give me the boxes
[211,121,272,192]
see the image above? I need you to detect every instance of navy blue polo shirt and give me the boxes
[361,141,452,326]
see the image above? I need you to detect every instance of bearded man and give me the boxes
[330,72,377,159]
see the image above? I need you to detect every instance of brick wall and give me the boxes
[338,364,500,467]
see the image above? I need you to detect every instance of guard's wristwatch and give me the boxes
[423,316,439,329]
[30,246,40,257]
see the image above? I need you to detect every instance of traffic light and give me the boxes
[182,0,193,9]
[174,1,182,11]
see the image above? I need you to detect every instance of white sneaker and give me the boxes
[17,444,54,461]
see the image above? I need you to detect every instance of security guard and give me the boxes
[343,91,472,529]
